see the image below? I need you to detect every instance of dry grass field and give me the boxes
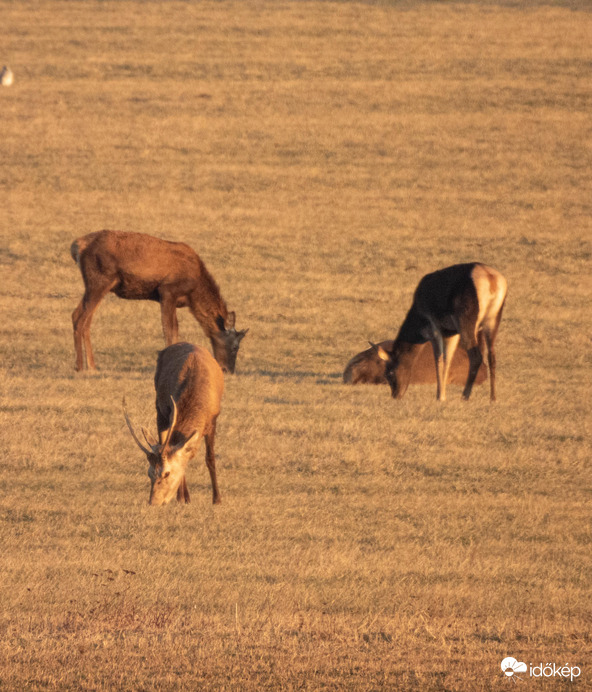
[1,1,591,689]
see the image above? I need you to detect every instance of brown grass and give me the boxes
[1,1,591,689]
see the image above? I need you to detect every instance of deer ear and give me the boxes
[226,311,236,329]
[171,430,200,455]
[237,328,249,341]
[369,341,389,360]
[376,345,391,362]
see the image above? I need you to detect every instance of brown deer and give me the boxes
[123,342,224,506]
[343,339,487,386]
[374,263,507,402]
[71,230,248,372]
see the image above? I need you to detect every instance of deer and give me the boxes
[373,262,507,402]
[71,230,248,372]
[343,339,487,386]
[123,342,224,506]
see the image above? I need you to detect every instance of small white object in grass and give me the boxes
[1,66,14,86]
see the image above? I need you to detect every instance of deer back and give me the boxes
[155,343,224,443]
[75,230,203,289]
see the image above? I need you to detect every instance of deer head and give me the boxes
[211,312,248,374]
[371,342,411,399]
[123,396,200,505]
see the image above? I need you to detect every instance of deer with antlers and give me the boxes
[374,263,507,402]
[71,230,247,372]
[123,342,224,506]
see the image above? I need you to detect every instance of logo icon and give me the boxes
[501,657,527,678]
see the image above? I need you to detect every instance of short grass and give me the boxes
[0,1,591,690]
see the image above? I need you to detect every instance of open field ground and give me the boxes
[1,1,591,689]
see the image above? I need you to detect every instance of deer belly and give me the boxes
[113,276,161,301]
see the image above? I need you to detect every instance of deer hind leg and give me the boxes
[463,346,484,400]
[460,319,483,401]
[483,330,497,402]
[205,417,221,504]
[72,279,116,370]
[456,291,484,401]
[72,299,86,371]
[160,293,179,346]
[483,304,504,402]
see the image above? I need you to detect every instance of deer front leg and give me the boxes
[442,334,461,389]
[430,331,446,401]
[205,418,221,505]
[176,476,191,504]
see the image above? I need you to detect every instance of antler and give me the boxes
[122,397,152,455]
[161,395,178,449]
[142,427,157,448]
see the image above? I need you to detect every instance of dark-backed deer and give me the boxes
[123,342,224,506]
[374,263,507,401]
[343,339,487,386]
[71,230,248,372]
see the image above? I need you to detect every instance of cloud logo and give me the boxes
[501,657,527,677]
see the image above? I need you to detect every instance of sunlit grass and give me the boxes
[0,1,591,689]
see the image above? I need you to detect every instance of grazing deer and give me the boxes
[343,339,487,386]
[123,342,224,506]
[374,263,507,402]
[71,230,248,372]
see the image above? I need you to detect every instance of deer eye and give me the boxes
[162,471,170,479]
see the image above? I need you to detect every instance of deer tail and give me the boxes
[70,239,82,265]
[70,233,98,266]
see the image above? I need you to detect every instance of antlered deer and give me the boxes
[343,339,487,386]
[71,230,247,372]
[123,342,224,506]
[375,263,507,402]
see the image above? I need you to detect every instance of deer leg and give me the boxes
[483,317,502,402]
[205,417,221,504]
[442,334,460,388]
[484,302,504,402]
[463,346,483,400]
[176,476,191,504]
[72,281,115,370]
[485,332,497,402]
[72,299,86,371]
[83,318,97,370]
[458,309,484,401]
[430,331,446,401]
[160,293,179,346]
